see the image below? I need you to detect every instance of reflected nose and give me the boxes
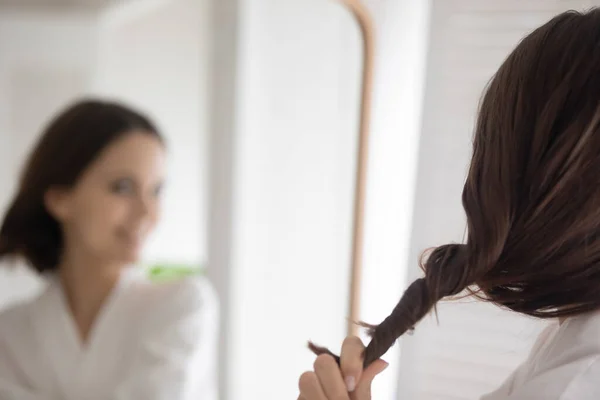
[133,191,160,228]
[134,193,152,218]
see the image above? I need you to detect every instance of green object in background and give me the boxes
[147,264,204,283]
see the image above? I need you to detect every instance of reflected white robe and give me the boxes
[0,269,219,400]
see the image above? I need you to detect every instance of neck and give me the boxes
[58,252,124,343]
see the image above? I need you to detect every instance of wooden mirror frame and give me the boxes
[338,0,375,336]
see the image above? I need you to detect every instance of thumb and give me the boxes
[352,360,389,399]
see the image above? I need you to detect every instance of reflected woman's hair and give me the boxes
[0,99,162,273]
[312,8,600,366]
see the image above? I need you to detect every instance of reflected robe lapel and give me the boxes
[30,273,136,399]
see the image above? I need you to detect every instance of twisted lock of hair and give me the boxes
[309,243,473,368]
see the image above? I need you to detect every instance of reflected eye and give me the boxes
[110,179,135,195]
[153,183,164,197]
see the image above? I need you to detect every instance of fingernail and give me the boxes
[345,376,356,392]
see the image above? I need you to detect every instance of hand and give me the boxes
[298,336,389,400]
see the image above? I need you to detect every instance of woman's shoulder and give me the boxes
[483,311,600,399]
[152,275,217,315]
[123,271,219,351]
[0,285,49,336]
[531,312,600,396]
[543,310,600,370]
[0,301,30,335]
[566,309,600,347]
[0,270,48,334]
[127,269,219,325]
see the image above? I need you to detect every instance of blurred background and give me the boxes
[0,0,595,399]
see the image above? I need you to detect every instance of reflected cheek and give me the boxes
[149,202,162,226]
[75,219,116,255]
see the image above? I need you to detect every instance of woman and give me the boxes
[0,99,218,400]
[299,8,600,400]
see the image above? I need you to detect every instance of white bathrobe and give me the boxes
[482,310,600,399]
[0,269,219,400]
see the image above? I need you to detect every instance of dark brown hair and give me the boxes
[0,99,161,273]
[311,8,600,367]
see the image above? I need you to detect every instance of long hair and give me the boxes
[312,8,600,367]
[0,99,162,273]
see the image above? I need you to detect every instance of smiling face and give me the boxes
[46,131,166,267]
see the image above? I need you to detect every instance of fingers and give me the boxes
[340,336,365,392]
[361,359,389,383]
[314,354,349,399]
[352,359,389,399]
[298,354,351,400]
[298,371,327,400]
[299,337,387,400]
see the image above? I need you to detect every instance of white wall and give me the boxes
[0,9,99,309]
[206,0,239,397]
[213,1,360,398]
[92,0,210,266]
[0,9,98,215]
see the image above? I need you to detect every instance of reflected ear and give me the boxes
[44,187,72,222]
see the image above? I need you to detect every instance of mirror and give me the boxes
[0,0,368,399]
[205,0,367,398]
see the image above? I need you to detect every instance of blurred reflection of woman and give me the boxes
[0,99,218,400]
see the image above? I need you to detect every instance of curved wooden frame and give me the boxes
[338,0,375,336]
